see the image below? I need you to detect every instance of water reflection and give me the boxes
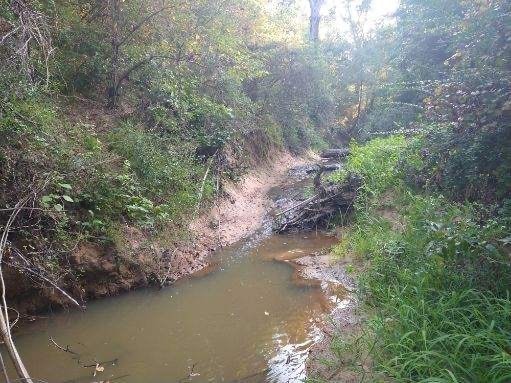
[7,233,335,383]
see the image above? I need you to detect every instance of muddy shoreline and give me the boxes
[265,162,363,381]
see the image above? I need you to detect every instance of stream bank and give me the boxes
[11,233,335,382]
[11,216,337,382]
[9,153,363,383]
[8,152,312,315]
[267,164,364,382]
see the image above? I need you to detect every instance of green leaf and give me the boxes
[41,195,53,204]
[53,204,64,212]
[62,195,74,202]
[58,183,72,190]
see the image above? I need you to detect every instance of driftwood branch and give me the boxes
[0,351,11,383]
[50,336,119,375]
[320,148,350,159]
[194,151,218,217]
[5,243,82,309]
[275,165,360,233]
[49,337,79,356]
[276,194,319,217]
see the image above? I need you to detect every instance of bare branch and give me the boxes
[2,0,54,86]
[116,4,171,49]
[0,351,11,383]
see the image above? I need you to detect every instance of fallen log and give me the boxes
[320,148,350,159]
[305,163,342,174]
[275,169,361,233]
[276,194,319,217]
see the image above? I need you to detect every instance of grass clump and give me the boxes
[375,287,511,382]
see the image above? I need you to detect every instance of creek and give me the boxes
[10,169,337,383]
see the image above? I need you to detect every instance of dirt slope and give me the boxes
[11,152,310,315]
[191,152,309,247]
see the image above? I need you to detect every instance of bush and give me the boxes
[329,135,409,197]
[109,122,211,213]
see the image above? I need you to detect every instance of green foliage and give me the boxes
[0,96,56,138]
[327,137,511,383]
[327,168,349,184]
[109,123,205,203]
[249,45,338,152]
[1,1,509,363]
[68,124,213,231]
[330,135,408,197]
[335,196,511,382]
[347,136,407,197]
[375,288,511,383]
[1,0,337,301]
[353,0,511,202]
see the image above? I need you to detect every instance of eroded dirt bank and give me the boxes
[191,152,311,248]
[157,152,313,282]
[8,152,312,315]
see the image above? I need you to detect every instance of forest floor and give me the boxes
[161,152,313,283]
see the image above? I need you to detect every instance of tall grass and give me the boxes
[326,136,511,383]
[375,287,511,382]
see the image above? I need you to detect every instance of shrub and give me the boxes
[109,122,211,213]
[330,135,409,197]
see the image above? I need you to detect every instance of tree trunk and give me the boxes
[309,0,324,42]
[106,1,170,108]
[351,80,364,134]
[108,0,121,108]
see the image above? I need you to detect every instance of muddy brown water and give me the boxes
[9,230,336,383]
[8,169,337,383]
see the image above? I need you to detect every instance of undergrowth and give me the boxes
[0,94,214,263]
[320,136,511,383]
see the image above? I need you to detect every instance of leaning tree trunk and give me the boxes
[0,314,33,383]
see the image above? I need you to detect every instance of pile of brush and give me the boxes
[275,167,360,233]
